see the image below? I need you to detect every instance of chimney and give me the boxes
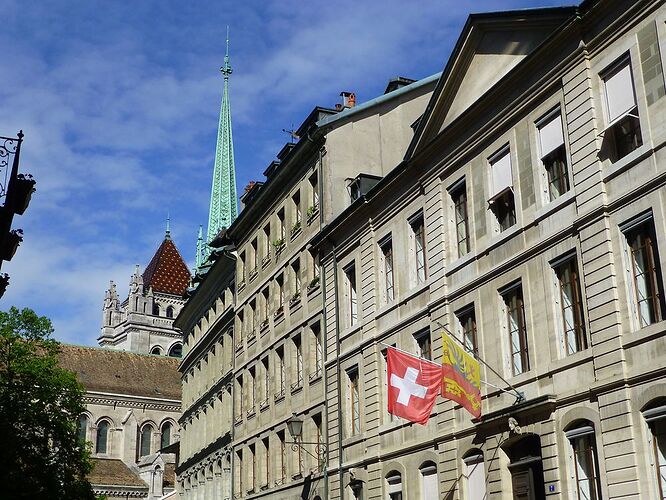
[340,91,356,109]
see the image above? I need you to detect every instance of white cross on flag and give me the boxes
[387,347,443,425]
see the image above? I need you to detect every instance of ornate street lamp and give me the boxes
[286,412,328,499]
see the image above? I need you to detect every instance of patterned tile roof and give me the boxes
[142,237,191,296]
[88,458,147,488]
[58,345,181,400]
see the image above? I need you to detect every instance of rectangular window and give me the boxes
[463,453,486,500]
[262,288,269,323]
[450,180,470,257]
[489,147,516,232]
[415,330,432,360]
[310,172,319,208]
[567,427,602,500]
[625,217,665,328]
[602,56,643,161]
[312,322,323,375]
[248,366,256,412]
[276,346,285,396]
[456,306,478,355]
[410,214,427,283]
[262,357,270,404]
[236,376,244,419]
[380,238,395,303]
[276,274,284,309]
[293,190,302,225]
[292,260,301,299]
[263,224,271,261]
[649,417,666,498]
[239,251,246,282]
[554,257,587,355]
[502,284,530,375]
[347,368,360,435]
[313,413,324,471]
[251,238,258,271]
[278,208,286,242]
[537,110,569,201]
[248,443,256,493]
[277,430,286,484]
[294,335,303,387]
[262,437,270,487]
[344,264,358,326]
[249,300,256,334]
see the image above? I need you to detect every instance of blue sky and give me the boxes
[0,0,572,345]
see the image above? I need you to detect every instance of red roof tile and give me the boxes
[142,238,190,296]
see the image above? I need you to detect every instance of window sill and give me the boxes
[377,280,431,320]
[446,250,476,276]
[342,434,364,448]
[547,348,594,375]
[602,142,652,182]
[340,323,362,342]
[486,224,522,253]
[533,188,576,224]
[624,319,666,349]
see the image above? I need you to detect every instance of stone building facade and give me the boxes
[177,0,666,498]
[313,1,666,498]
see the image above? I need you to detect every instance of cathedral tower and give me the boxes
[196,28,238,270]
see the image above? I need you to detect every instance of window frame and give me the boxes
[501,282,530,376]
[552,254,588,356]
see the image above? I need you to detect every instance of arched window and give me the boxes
[166,306,175,318]
[565,422,601,499]
[77,414,89,444]
[462,450,486,500]
[644,400,666,498]
[150,346,162,356]
[419,461,438,499]
[168,343,182,358]
[161,422,172,449]
[140,424,154,457]
[96,420,109,454]
[386,470,402,500]
[152,303,160,316]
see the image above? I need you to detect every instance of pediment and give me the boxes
[406,8,576,159]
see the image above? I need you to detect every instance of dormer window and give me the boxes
[347,174,382,203]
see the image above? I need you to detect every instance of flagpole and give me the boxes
[377,341,441,368]
[435,321,525,403]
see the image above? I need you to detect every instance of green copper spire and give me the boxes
[206,26,238,248]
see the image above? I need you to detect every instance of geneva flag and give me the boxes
[441,332,482,418]
[386,347,443,425]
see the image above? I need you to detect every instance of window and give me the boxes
[249,300,256,333]
[165,306,175,319]
[462,451,486,500]
[251,238,258,271]
[239,251,246,282]
[140,424,153,457]
[624,216,665,328]
[293,336,303,387]
[292,190,302,227]
[420,462,438,500]
[380,238,395,303]
[263,224,271,260]
[248,366,256,412]
[249,443,256,492]
[292,260,301,299]
[410,214,427,283]
[313,414,324,471]
[261,357,270,404]
[235,450,243,493]
[414,330,432,360]
[456,306,478,355]
[554,257,587,355]
[77,415,89,444]
[312,322,323,375]
[276,346,285,396]
[96,421,109,454]
[309,172,319,209]
[168,343,182,358]
[262,288,270,323]
[644,403,666,498]
[262,437,270,487]
[344,264,358,326]
[278,208,286,242]
[386,471,402,500]
[602,55,642,161]
[489,146,516,232]
[347,368,360,435]
[150,346,162,356]
[502,283,529,375]
[152,303,160,316]
[450,180,470,257]
[277,430,287,484]
[566,424,602,500]
[160,422,172,449]
[276,274,284,310]
[236,376,244,419]
[537,110,569,201]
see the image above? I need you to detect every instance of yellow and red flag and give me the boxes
[441,331,482,418]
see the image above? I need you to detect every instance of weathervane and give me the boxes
[282,124,299,143]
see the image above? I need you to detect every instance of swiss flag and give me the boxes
[387,347,443,425]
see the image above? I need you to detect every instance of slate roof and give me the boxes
[142,237,191,296]
[88,458,147,488]
[58,345,181,400]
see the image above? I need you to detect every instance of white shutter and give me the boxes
[538,113,564,158]
[421,469,438,499]
[464,455,486,500]
[491,148,512,197]
[605,61,637,123]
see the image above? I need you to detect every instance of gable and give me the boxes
[406,8,577,160]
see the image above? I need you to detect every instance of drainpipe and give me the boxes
[321,246,330,500]
[318,147,325,227]
[332,245,344,500]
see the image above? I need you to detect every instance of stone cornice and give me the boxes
[84,395,181,413]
